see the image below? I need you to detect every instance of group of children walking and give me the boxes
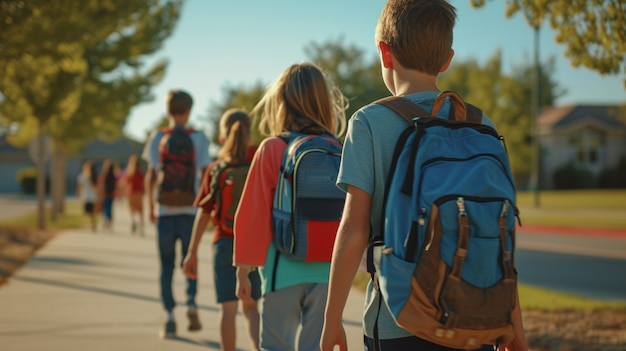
[76,155,146,234]
[139,1,528,350]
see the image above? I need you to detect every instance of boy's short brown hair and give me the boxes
[166,90,193,115]
[375,0,456,75]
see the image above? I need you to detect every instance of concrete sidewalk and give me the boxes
[0,200,367,351]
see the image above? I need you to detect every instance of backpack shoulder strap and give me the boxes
[465,103,483,123]
[375,92,484,124]
[374,96,430,122]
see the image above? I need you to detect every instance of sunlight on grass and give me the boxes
[517,189,626,209]
[517,189,626,229]
[0,200,88,231]
[518,284,626,311]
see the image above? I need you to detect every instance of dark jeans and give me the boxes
[157,214,197,312]
[364,335,495,351]
[102,198,114,220]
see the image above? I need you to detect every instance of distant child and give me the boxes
[320,1,527,351]
[183,109,261,351]
[233,62,347,351]
[76,160,99,231]
[98,159,118,231]
[142,89,211,339]
[121,154,145,235]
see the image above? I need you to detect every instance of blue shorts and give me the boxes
[213,238,261,303]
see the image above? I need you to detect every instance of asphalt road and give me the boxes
[516,230,626,302]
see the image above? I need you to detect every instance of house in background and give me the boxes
[0,136,145,194]
[538,104,626,189]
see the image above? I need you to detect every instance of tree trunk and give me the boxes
[50,141,67,219]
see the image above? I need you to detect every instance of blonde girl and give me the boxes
[233,62,347,351]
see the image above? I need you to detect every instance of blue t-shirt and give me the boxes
[337,91,495,340]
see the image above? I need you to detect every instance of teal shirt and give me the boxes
[259,242,330,295]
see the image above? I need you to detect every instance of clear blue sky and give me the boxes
[123,0,626,142]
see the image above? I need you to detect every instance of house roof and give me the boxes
[538,105,626,131]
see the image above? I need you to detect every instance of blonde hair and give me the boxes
[375,0,456,75]
[217,108,252,164]
[252,62,347,138]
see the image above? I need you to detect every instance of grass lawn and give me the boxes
[0,199,88,231]
[517,189,626,229]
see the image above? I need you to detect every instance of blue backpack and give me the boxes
[272,132,345,262]
[370,91,519,349]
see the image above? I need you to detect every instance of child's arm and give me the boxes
[183,209,211,280]
[500,289,528,351]
[321,185,371,351]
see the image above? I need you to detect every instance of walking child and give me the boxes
[183,108,261,351]
[233,62,347,351]
[142,89,211,339]
[98,159,118,231]
[76,160,99,231]
[121,154,145,235]
[320,1,528,350]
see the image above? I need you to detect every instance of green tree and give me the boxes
[304,37,389,119]
[0,0,183,219]
[203,38,388,152]
[470,0,626,87]
[203,81,266,149]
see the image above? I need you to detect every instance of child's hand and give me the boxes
[236,267,254,302]
[182,254,198,280]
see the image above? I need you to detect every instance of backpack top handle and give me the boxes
[432,91,467,121]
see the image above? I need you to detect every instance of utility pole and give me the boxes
[532,24,542,208]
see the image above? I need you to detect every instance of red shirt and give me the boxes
[124,172,145,195]
[233,138,286,266]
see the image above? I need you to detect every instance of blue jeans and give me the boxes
[102,198,114,220]
[157,214,197,312]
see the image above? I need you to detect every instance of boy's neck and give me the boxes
[392,70,440,97]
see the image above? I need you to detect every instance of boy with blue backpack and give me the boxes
[320,1,527,351]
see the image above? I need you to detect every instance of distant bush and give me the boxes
[597,157,626,189]
[16,167,49,194]
[552,162,595,189]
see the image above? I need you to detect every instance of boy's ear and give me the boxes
[440,49,455,73]
[378,41,394,69]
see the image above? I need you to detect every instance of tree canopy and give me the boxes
[204,38,564,182]
[470,0,626,87]
[0,0,183,149]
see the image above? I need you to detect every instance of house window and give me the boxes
[570,128,605,167]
